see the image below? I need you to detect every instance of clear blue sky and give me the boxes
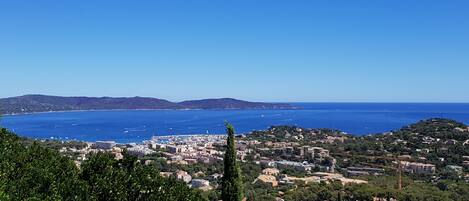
[1,0,468,102]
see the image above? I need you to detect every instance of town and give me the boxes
[54,118,469,200]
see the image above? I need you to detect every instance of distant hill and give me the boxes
[0,94,295,114]
[179,98,292,109]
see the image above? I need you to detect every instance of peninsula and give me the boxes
[0,94,295,115]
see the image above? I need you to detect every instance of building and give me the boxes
[191,179,210,188]
[127,145,155,157]
[256,174,278,187]
[166,145,180,153]
[275,160,313,172]
[401,161,436,174]
[176,171,192,183]
[346,167,385,176]
[304,147,329,160]
[262,168,280,176]
[93,141,116,150]
[312,172,367,185]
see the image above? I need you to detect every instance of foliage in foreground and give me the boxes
[0,128,205,201]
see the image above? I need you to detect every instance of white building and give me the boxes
[127,145,155,157]
[176,171,192,183]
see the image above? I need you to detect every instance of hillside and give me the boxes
[0,94,295,114]
[371,118,469,143]
[362,118,469,168]
[245,118,469,169]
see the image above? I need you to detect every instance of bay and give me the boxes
[2,103,469,143]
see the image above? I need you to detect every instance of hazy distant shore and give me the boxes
[2,108,206,116]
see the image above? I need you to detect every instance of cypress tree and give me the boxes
[221,123,244,201]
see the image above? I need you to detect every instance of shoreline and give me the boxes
[2,107,298,116]
[27,133,228,145]
[2,108,203,116]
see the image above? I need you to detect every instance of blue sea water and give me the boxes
[1,103,469,143]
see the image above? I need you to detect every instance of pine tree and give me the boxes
[221,123,244,201]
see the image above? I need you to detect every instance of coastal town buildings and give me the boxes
[400,161,436,174]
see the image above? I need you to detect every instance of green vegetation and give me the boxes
[1,118,468,200]
[241,118,469,200]
[282,177,469,201]
[221,123,244,201]
[0,128,205,201]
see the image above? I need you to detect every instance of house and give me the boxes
[256,174,278,187]
[262,168,280,176]
[176,171,192,183]
[191,179,210,188]
[306,147,330,159]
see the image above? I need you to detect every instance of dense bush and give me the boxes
[0,128,205,201]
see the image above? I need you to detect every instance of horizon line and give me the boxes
[2,94,469,104]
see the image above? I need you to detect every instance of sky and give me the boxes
[1,1,468,102]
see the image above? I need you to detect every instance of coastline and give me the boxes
[1,108,205,116]
[28,133,228,145]
[3,104,469,144]
[2,107,299,116]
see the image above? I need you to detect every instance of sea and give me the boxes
[1,103,469,143]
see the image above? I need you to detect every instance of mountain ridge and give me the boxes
[0,94,295,114]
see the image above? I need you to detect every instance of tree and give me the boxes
[0,128,91,200]
[81,151,206,201]
[0,128,206,201]
[221,123,244,201]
